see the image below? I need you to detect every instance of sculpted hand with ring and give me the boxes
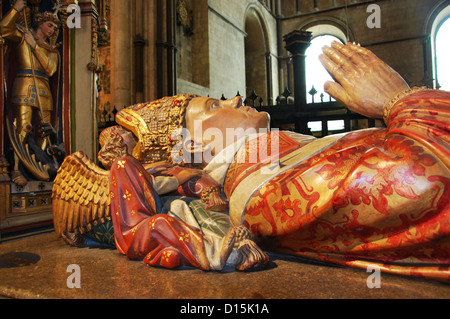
[319,41,410,118]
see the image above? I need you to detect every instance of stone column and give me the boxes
[0,1,11,224]
[72,0,100,159]
[156,0,177,98]
[166,0,177,96]
[284,30,312,133]
[111,0,132,109]
[0,3,4,162]
[277,0,283,16]
[156,0,165,98]
[265,51,273,105]
[134,0,145,103]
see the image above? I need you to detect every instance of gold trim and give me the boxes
[10,193,52,216]
[383,87,428,123]
[115,95,196,164]
[116,108,152,161]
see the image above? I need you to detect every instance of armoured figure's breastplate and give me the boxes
[11,41,53,110]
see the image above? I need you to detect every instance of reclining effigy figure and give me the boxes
[52,42,450,282]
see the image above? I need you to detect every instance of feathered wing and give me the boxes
[52,151,111,239]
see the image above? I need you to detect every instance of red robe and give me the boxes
[109,157,210,270]
[110,89,450,282]
[224,89,450,282]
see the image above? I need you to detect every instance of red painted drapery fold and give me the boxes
[109,156,210,270]
[225,90,450,282]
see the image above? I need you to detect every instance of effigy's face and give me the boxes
[185,96,270,156]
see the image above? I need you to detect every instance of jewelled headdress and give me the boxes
[116,94,198,164]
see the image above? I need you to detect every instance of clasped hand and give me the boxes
[320,41,410,119]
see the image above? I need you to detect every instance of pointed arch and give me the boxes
[300,23,348,104]
[426,3,450,90]
[244,5,271,104]
[297,16,354,43]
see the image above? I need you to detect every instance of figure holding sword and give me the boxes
[1,0,65,186]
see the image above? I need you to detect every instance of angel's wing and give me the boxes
[52,151,111,238]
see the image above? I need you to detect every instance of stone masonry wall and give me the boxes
[279,0,445,89]
[177,0,279,101]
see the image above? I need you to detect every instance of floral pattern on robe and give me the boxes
[224,90,450,282]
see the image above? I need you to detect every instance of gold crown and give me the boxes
[116,94,198,164]
[34,11,61,28]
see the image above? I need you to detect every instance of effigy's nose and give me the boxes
[229,96,242,109]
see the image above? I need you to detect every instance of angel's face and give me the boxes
[39,20,58,40]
